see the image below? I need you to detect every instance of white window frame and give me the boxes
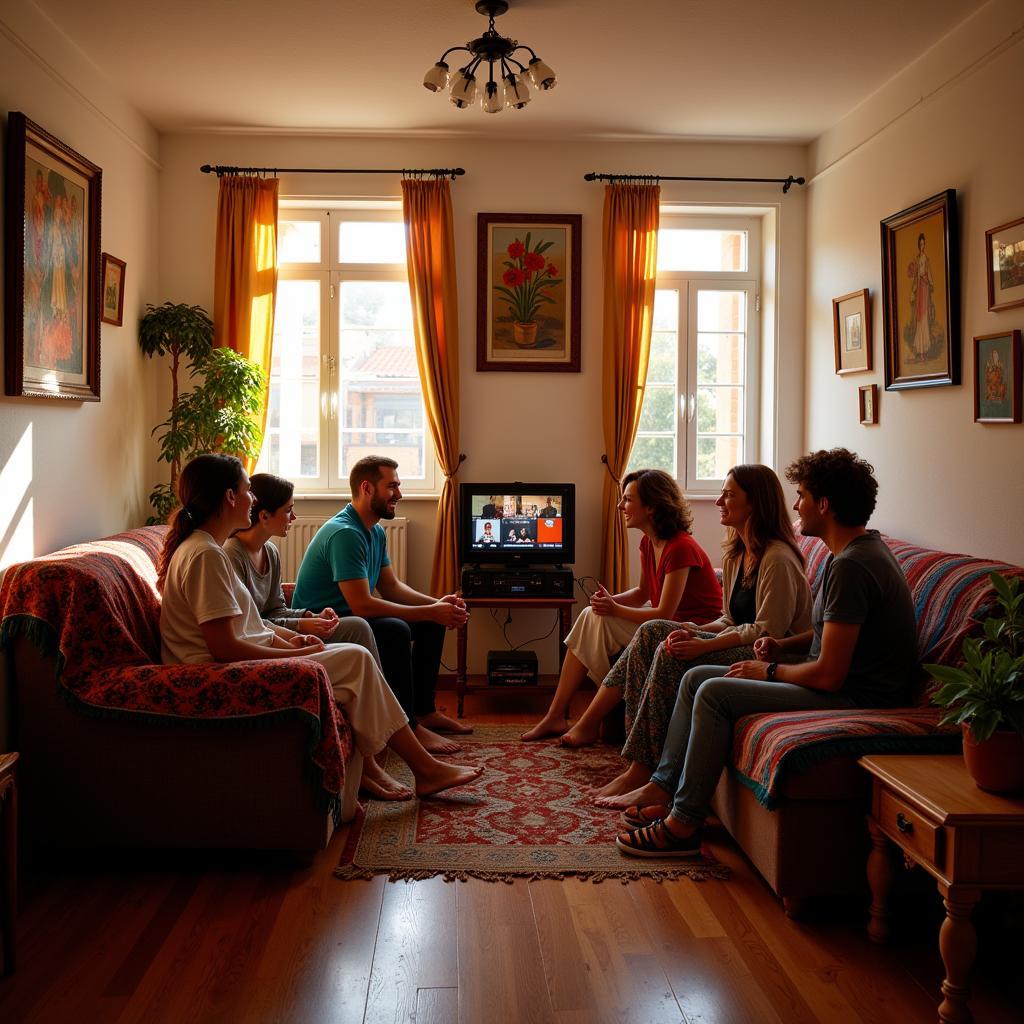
[261,203,439,495]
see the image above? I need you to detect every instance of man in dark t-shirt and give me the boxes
[615,448,919,859]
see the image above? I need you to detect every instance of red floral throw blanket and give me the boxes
[0,528,351,810]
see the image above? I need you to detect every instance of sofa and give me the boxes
[0,527,362,854]
[710,530,1024,915]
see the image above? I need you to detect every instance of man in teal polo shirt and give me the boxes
[294,455,472,753]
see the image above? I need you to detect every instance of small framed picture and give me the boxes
[973,330,1021,424]
[101,253,126,326]
[859,384,878,425]
[832,289,872,374]
[985,215,1024,313]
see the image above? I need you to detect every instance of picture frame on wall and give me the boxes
[476,212,581,372]
[101,253,126,326]
[4,111,102,401]
[858,384,878,425]
[973,330,1021,424]
[832,288,872,374]
[985,215,1024,313]
[880,189,960,392]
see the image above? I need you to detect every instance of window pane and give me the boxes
[648,332,676,384]
[257,279,320,478]
[697,333,744,384]
[696,435,742,480]
[638,385,676,432]
[697,386,744,433]
[338,221,407,264]
[652,289,679,331]
[628,434,675,474]
[658,230,747,272]
[339,280,425,480]
[278,220,321,264]
[697,290,746,332]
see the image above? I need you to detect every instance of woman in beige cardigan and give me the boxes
[585,464,812,807]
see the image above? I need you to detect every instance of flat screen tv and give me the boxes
[460,482,575,566]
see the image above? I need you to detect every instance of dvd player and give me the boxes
[461,565,574,598]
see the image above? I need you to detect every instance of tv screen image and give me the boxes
[461,483,575,566]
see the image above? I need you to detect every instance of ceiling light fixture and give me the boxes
[423,0,556,114]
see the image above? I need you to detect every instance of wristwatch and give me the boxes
[766,662,778,681]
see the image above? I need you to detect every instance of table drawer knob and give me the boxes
[896,812,913,834]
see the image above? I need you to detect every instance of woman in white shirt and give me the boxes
[158,454,481,800]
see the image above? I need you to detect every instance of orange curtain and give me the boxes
[213,175,279,473]
[402,178,462,596]
[600,183,660,591]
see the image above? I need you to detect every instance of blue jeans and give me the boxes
[650,664,857,827]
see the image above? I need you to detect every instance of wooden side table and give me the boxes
[0,751,18,976]
[859,754,1024,1024]
[455,596,576,717]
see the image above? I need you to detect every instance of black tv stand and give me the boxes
[460,564,574,599]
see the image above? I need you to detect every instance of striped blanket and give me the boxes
[728,530,1023,807]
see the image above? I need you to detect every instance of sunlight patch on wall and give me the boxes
[0,423,35,573]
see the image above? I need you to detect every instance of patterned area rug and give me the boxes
[335,724,729,883]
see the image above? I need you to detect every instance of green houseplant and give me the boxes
[925,571,1024,793]
[139,302,265,523]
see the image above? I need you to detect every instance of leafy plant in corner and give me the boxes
[139,302,265,523]
[925,571,1024,742]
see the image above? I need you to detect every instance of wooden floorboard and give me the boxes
[1,695,1019,1023]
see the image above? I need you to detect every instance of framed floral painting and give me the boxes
[973,330,1021,423]
[4,111,102,400]
[880,189,960,392]
[476,213,581,372]
[985,215,1024,312]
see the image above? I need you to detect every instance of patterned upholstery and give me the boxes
[729,529,1024,806]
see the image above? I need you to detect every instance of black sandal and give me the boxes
[615,820,703,859]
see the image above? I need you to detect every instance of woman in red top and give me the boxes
[522,469,721,743]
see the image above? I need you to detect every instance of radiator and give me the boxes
[272,516,408,583]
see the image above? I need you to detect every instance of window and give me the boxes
[256,206,438,493]
[627,215,760,492]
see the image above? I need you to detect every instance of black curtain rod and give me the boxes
[584,171,805,194]
[200,164,465,179]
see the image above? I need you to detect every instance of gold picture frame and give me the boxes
[832,289,872,374]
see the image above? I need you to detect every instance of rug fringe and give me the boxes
[333,863,731,884]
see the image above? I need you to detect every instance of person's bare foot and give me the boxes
[415,723,462,755]
[520,715,569,742]
[419,710,474,735]
[594,779,671,811]
[592,761,650,800]
[558,721,600,748]
[360,758,413,801]
[415,760,484,797]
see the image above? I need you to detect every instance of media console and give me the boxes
[461,565,574,598]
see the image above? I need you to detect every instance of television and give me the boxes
[460,482,575,567]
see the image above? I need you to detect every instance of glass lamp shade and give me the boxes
[449,70,477,108]
[504,73,530,109]
[423,61,450,92]
[482,80,505,114]
[527,57,556,91]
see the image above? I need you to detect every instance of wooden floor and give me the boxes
[1,694,1019,1024]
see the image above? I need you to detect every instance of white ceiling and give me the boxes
[35,0,987,141]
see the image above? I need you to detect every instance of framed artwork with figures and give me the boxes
[832,289,872,374]
[880,189,960,392]
[973,330,1021,423]
[4,111,102,400]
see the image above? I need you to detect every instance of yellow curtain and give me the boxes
[402,178,462,596]
[600,183,660,591]
[213,175,279,473]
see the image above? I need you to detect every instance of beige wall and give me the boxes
[158,134,807,671]
[805,0,1024,565]
[0,1,160,574]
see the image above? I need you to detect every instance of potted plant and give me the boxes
[925,571,1024,794]
[139,302,265,523]
[494,233,563,347]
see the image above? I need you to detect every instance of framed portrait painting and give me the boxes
[985,215,1024,312]
[880,189,960,392]
[832,288,872,374]
[477,212,581,372]
[973,330,1021,424]
[4,111,102,400]
[101,253,126,326]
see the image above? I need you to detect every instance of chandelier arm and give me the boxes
[466,55,485,77]
[510,44,537,61]
[439,45,471,63]
[504,54,528,73]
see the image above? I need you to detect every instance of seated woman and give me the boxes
[521,469,722,744]
[225,472,380,656]
[591,464,812,807]
[158,454,481,801]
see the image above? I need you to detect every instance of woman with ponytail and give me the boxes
[158,454,482,800]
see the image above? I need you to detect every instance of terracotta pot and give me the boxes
[512,321,538,347]
[961,723,1024,794]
